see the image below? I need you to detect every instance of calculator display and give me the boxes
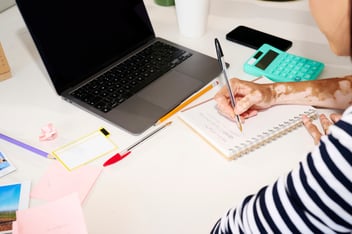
[255,50,278,70]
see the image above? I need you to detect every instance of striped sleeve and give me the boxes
[211,107,352,234]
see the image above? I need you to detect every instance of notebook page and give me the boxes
[179,100,316,159]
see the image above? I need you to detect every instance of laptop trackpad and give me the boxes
[137,70,203,110]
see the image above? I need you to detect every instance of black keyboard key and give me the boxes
[70,41,193,112]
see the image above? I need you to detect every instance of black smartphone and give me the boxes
[226,25,292,51]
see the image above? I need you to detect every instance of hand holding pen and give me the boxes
[214,38,243,132]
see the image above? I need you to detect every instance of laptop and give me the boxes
[15,0,221,134]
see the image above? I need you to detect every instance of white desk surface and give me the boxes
[0,0,351,233]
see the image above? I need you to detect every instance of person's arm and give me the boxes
[214,76,352,121]
[272,75,352,108]
[211,106,352,233]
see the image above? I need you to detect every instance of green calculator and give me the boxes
[243,44,324,82]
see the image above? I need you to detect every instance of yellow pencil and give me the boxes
[156,79,219,125]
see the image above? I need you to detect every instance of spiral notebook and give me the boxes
[178,97,317,160]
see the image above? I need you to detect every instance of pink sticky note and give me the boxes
[31,161,102,203]
[16,193,88,234]
[12,221,18,234]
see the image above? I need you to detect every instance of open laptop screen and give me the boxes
[16,0,155,94]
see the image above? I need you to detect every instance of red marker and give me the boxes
[103,121,172,167]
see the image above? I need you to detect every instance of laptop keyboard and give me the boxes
[70,41,192,113]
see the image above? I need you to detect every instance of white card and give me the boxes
[52,128,117,170]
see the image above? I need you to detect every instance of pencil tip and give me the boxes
[47,154,56,159]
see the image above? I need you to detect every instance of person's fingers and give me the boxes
[216,100,236,120]
[330,113,342,123]
[233,96,253,115]
[302,115,322,145]
[240,109,258,119]
[319,114,332,134]
[214,87,230,100]
[214,87,234,117]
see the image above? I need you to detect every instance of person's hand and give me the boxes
[214,78,275,121]
[302,113,342,144]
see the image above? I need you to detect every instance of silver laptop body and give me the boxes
[15,0,221,134]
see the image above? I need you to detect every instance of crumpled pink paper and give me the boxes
[39,123,58,141]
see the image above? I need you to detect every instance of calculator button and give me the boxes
[303,74,311,79]
[287,55,294,60]
[310,61,318,65]
[294,76,302,81]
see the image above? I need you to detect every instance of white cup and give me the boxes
[175,0,210,38]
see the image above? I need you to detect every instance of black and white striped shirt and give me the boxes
[211,107,352,233]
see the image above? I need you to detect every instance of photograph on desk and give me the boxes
[0,151,15,178]
[0,181,30,233]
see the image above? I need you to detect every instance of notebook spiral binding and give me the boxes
[228,108,317,160]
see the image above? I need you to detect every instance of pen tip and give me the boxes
[237,122,243,133]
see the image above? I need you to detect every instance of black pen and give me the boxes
[214,38,243,132]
